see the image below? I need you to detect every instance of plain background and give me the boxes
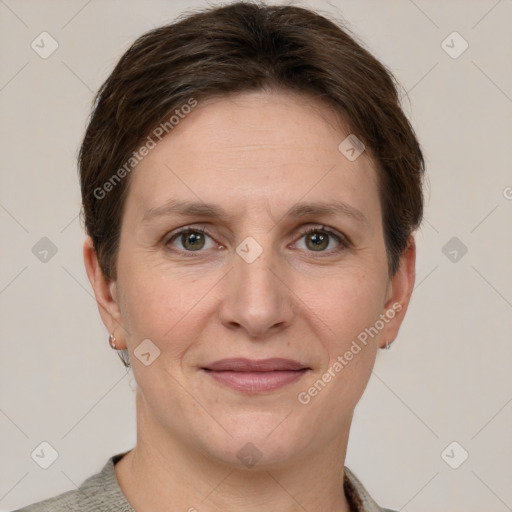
[1,0,511,511]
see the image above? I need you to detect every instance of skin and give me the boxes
[84,89,416,512]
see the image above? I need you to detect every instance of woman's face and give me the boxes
[88,90,414,468]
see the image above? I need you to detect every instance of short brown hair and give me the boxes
[79,1,425,279]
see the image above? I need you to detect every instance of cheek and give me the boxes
[116,257,195,357]
[308,266,387,395]
[298,275,383,420]
[313,264,387,337]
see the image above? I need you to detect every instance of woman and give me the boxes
[15,2,424,511]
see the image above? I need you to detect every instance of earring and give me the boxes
[117,349,131,368]
[385,340,390,350]
[108,333,131,368]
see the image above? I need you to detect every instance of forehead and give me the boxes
[124,90,381,227]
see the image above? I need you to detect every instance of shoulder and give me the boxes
[344,466,398,512]
[11,452,134,512]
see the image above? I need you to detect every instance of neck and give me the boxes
[115,392,353,512]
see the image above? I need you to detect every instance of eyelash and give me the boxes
[164,225,350,257]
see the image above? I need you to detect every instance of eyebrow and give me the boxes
[142,198,368,226]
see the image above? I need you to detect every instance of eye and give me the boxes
[164,224,350,256]
[165,227,217,253]
[294,225,349,254]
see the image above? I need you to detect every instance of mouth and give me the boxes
[201,358,310,394]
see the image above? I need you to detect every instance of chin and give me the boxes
[191,410,314,470]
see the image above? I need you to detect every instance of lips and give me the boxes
[201,358,310,393]
[203,358,308,372]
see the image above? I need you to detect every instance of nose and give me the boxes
[218,242,295,340]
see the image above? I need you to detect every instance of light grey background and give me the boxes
[1,0,511,511]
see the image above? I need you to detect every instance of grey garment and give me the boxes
[12,452,397,512]
[344,467,397,512]
[12,452,133,512]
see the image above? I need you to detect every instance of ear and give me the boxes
[83,236,126,350]
[378,235,416,349]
